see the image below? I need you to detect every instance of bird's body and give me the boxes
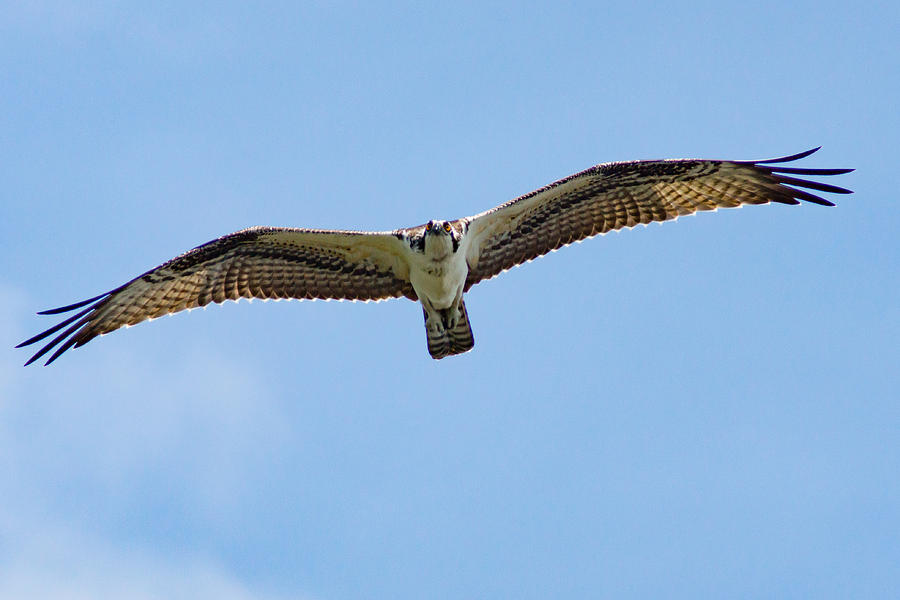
[406,221,467,314]
[403,220,474,357]
[19,148,853,365]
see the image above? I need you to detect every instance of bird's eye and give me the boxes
[425,222,432,231]
[443,222,452,232]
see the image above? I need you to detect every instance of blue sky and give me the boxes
[2,2,898,599]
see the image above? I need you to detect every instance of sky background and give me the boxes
[1,2,898,599]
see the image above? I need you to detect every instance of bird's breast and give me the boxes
[408,251,468,309]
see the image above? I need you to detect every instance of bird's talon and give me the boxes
[426,318,444,334]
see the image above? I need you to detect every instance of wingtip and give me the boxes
[772,175,854,195]
[36,292,110,315]
[43,351,64,366]
[752,147,821,164]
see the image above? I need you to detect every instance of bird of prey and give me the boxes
[19,147,852,365]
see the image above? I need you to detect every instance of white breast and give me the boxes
[406,235,470,309]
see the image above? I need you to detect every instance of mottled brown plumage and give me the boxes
[460,148,850,288]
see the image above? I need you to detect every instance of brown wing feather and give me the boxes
[19,226,415,365]
[462,148,852,289]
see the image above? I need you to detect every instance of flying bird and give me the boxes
[19,147,852,365]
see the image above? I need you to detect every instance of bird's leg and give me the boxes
[443,285,465,330]
[421,297,445,334]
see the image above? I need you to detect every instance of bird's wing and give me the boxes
[19,226,415,365]
[460,148,853,289]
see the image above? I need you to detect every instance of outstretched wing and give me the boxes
[19,226,416,365]
[461,148,853,289]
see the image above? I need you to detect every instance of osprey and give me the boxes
[19,148,852,365]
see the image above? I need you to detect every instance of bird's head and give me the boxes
[421,220,460,257]
[424,220,453,236]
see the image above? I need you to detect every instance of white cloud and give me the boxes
[0,513,306,600]
[0,283,27,399]
[1,1,237,66]
[3,334,295,522]
[2,286,309,599]
[0,0,114,36]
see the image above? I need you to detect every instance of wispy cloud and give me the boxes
[0,513,306,600]
[0,284,27,398]
[3,337,295,520]
[0,0,115,36]
[2,283,308,599]
[1,1,237,65]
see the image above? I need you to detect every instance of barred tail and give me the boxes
[425,300,475,360]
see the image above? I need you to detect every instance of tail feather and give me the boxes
[425,300,475,359]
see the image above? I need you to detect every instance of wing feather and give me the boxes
[19,226,415,365]
[461,148,852,288]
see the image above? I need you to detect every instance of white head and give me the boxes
[422,220,459,258]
